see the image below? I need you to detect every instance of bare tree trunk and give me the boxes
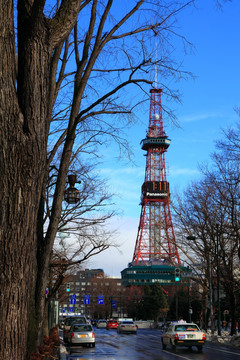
[0,2,49,358]
[43,301,50,337]
[227,287,236,336]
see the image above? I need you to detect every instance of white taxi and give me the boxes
[161,320,206,352]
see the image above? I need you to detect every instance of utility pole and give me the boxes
[209,256,214,335]
[175,268,181,320]
[188,279,192,322]
[216,224,221,336]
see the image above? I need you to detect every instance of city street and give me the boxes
[60,328,240,360]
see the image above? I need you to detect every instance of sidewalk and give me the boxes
[59,344,68,360]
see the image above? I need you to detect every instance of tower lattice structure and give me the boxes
[132,88,180,265]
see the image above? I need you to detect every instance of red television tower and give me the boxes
[132,88,180,265]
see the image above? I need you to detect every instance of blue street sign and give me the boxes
[98,295,104,305]
[112,300,117,308]
[70,294,77,304]
[84,295,90,305]
[70,307,73,312]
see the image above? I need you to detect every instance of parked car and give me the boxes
[106,319,118,330]
[117,320,137,334]
[161,320,206,352]
[67,323,95,347]
[96,319,107,328]
[63,316,87,342]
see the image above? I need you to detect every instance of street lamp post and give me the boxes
[216,224,221,336]
[188,281,192,322]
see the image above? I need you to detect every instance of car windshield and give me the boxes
[175,324,199,331]
[73,325,92,332]
[66,317,87,325]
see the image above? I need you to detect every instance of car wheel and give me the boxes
[197,345,203,353]
[91,343,95,348]
[161,339,166,350]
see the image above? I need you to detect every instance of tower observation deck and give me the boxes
[121,88,181,288]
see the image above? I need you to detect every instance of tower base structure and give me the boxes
[121,262,191,293]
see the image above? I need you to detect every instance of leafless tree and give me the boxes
[0,1,195,358]
[174,119,240,334]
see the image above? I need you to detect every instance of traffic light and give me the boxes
[66,283,70,292]
[175,268,181,282]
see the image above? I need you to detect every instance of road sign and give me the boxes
[70,307,73,312]
[84,295,90,305]
[98,295,104,305]
[70,297,76,305]
[112,300,117,308]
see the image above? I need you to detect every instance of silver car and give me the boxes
[117,320,137,334]
[67,323,95,347]
[63,316,87,342]
[96,319,107,328]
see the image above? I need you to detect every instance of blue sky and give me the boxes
[89,0,240,276]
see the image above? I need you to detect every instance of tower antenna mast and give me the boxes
[154,39,158,89]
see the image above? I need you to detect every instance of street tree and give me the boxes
[174,120,240,334]
[140,283,168,322]
[125,285,145,319]
[0,1,195,358]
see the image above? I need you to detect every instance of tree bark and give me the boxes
[0,1,80,357]
[0,3,49,358]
